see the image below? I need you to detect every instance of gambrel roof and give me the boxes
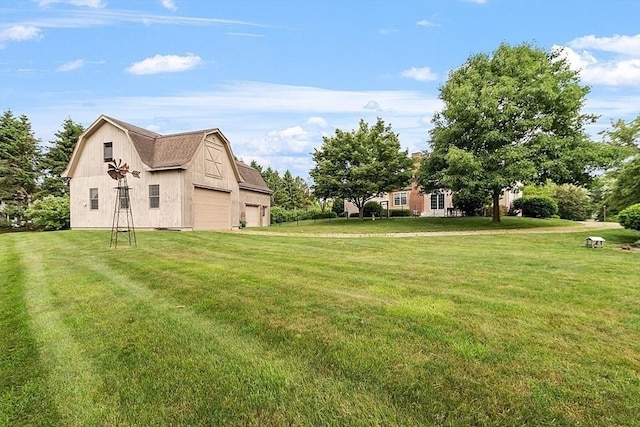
[63,115,271,194]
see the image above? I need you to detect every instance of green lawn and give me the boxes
[1,226,639,426]
[259,215,579,234]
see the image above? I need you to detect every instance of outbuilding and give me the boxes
[585,236,606,248]
[62,115,271,230]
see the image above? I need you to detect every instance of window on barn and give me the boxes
[104,142,113,162]
[90,188,99,210]
[149,184,160,209]
[393,192,407,206]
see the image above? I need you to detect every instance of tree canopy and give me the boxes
[417,43,613,222]
[39,117,84,197]
[250,161,313,211]
[310,118,413,219]
[600,115,640,213]
[0,110,40,222]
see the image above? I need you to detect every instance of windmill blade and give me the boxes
[108,169,120,180]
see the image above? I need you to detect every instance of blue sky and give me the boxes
[1,0,639,180]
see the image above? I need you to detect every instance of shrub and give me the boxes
[452,190,490,216]
[25,196,70,230]
[363,201,382,218]
[512,196,558,219]
[270,206,295,224]
[554,184,592,221]
[331,198,344,216]
[389,209,411,217]
[0,218,11,229]
[312,211,337,220]
[618,203,640,231]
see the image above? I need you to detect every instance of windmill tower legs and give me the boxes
[110,176,137,248]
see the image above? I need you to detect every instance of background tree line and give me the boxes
[3,43,640,231]
[1,110,83,230]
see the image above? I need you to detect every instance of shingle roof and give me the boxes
[103,116,271,193]
[236,161,272,194]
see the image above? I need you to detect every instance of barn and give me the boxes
[62,115,271,230]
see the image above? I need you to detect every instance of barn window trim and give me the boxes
[149,184,160,209]
[103,142,113,162]
[90,188,99,210]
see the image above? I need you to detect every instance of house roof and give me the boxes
[102,115,216,170]
[63,115,271,194]
[236,161,272,194]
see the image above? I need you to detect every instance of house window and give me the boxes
[104,142,113,162]
[149,184,160,209]
[430,193,445,210]
[393,192,407,206]
[90,188,99,210]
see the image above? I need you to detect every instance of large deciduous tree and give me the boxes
[600,115,640,213]
[39,117,84,197]
[0,110,40,223]
[310,117,413,219]
[418,43,610,222]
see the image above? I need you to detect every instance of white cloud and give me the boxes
[379,28,397,36]
[23,81,444,178]
[401,66,438,81]
[267,126,310,153]
[160,0,177,11]
[37,0,106,7]
[568,34,640,56]
[226,32,264,38]
[416,20,438,27]
[364,100,380,110]
[0,25,42,43]
[307,117,328,128]
[56,59,85,71]
[553,45,640,86]
[126,53,202,75]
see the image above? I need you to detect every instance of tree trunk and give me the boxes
[492,191,501,223]
[359,205,364,220]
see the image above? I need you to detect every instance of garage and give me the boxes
[245,205,261,227]
[193,187,231,230]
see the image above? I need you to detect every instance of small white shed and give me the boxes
[585,236,606,248]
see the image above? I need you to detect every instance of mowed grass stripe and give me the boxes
[14,239,118,426]
[20,232,420,425]
[2,227,639,426]
[0,238,61,426]
[98,231,640,424]
[105,231,639,424]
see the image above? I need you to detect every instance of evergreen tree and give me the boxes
[263,166,286,207]
[0,110,40,223]
[281,170,304,210]
[40,117,84,197]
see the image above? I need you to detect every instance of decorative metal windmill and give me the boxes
[108,159,140,248]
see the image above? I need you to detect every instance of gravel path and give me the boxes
[239,221,623,238]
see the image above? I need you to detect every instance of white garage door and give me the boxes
[245,205,261,227]
[193,188,231,230]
